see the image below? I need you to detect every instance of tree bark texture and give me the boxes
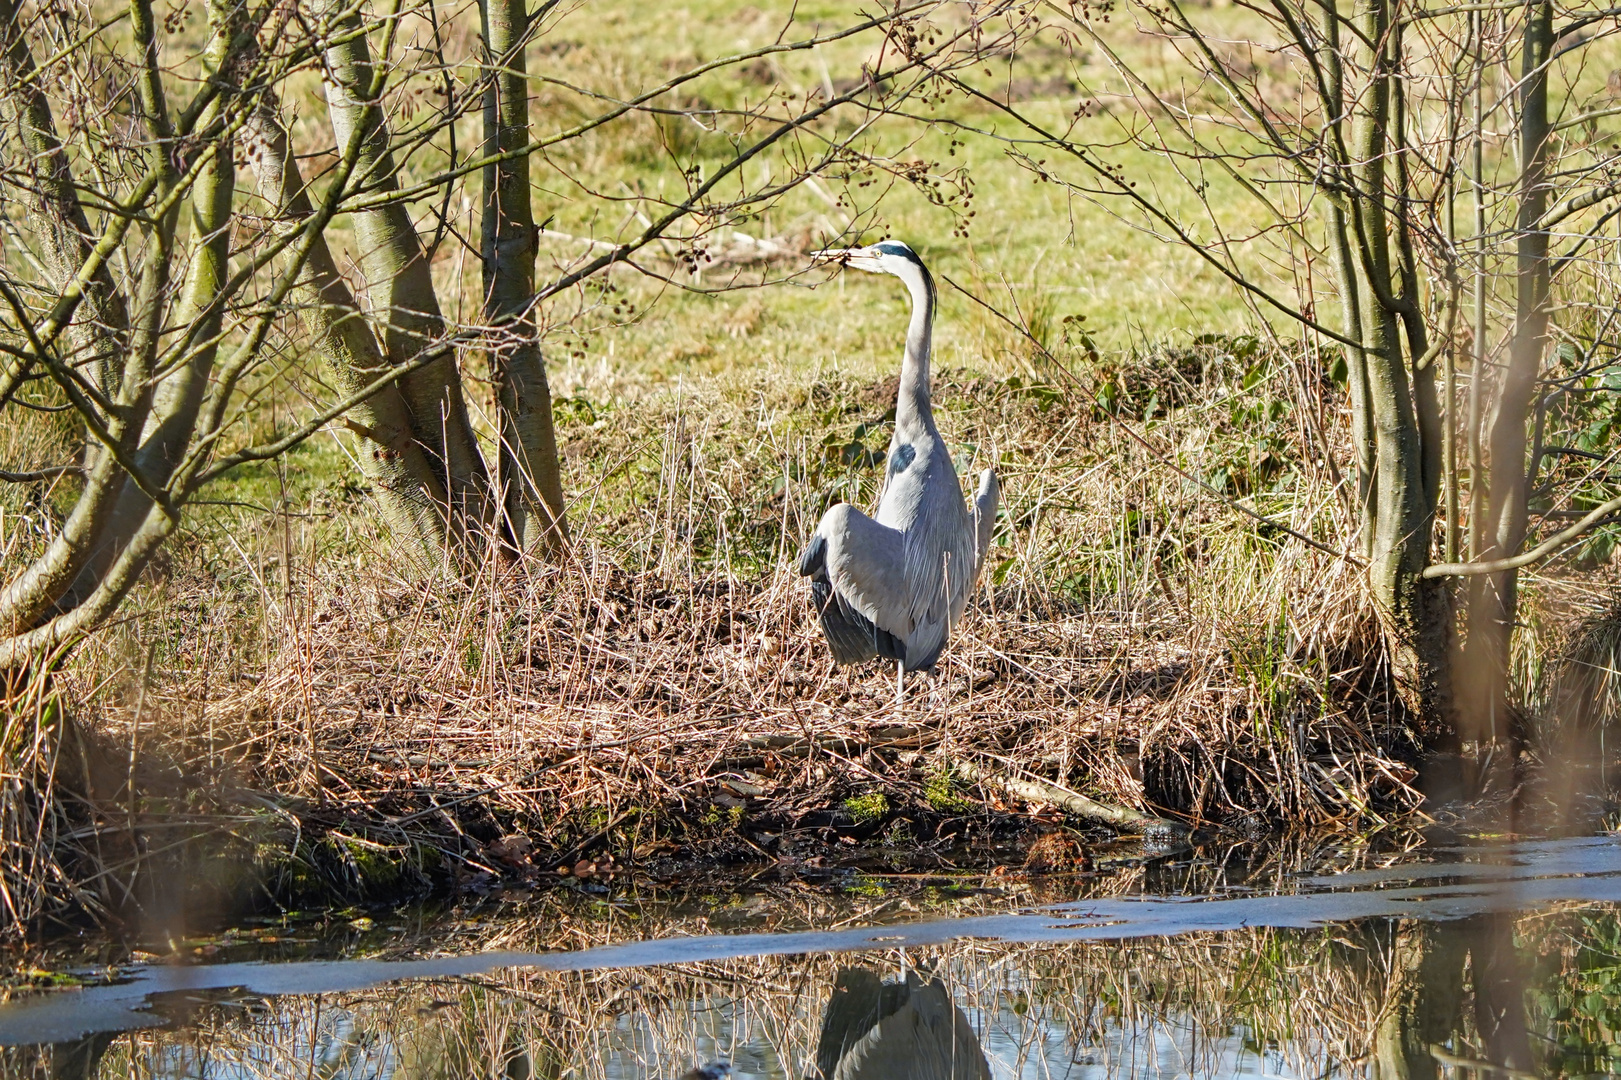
[317,0,493,543]
[242,99,454,560]
[0,0,172,634]
[481,0,568,554]
[1342,0,1450,726]
[74,0,243,599]
[1316,1,1374,549]
[1459,1,1553,742]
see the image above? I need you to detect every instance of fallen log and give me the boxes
[948,758,1184,833]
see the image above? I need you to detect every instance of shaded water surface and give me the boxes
[7,834,1621,1077]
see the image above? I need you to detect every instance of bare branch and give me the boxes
[1425,492,1621,578]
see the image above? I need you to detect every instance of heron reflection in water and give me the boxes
[677,1063,734,1080]
[812,967,991,1080]
[679,966,988,1080]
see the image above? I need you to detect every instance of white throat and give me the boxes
[893,258,935,432]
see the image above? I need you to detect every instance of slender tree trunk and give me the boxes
[243,99,454,560]
[481,0,568,554]
[317,0,493,544]
[1391,24,1454,733]
[1460,1,1553,743]
[72,0,245,599]
[1468,8,1489,564]
[1348,0,1449,723]
[1316,1,1375,554]
[1331,201,1376,553]
[0,0,174,633]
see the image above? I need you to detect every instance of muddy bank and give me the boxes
[14,664,1608,946]
[19,709,1178,943]
[13,671,1597,946]
[22,717,1596,949]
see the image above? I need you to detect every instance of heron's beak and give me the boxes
[810,246,878,270]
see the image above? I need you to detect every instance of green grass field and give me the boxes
[189,0,1290,539]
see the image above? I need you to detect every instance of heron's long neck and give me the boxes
[895,260,936,433]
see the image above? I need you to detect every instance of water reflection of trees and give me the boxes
[12,907,1621,1078]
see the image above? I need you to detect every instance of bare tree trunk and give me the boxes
[317,0,493,545]
[1316,1,1374,553]
[482,0,568,555]
[0,0,134,629]
[243,99,454,560]
[1460,1,1553,743]
[1467,8,1490,565]
[1349,0,1449,722]
[0,0,174,633]
[73,0,244,599]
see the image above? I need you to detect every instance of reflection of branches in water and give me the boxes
[33,906,1621,1078]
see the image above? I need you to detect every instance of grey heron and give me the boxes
[797,241,1000,698]
[814,967,992,1080]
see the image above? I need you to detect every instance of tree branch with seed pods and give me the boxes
[907,0,1621,738]
[0,0,1032,672]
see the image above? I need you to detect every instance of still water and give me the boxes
[6,833,1621,1077]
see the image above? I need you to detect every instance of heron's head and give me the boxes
[810,240,924,278]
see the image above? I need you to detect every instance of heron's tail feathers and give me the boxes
[972,468,1000,578]
[811,579,906,665]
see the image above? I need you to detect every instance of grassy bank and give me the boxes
[6,328,1437,938]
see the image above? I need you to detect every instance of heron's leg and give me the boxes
[895,661,905,704]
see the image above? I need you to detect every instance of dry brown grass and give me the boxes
[0,332,1445,940]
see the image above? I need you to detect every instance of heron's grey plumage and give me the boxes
[799,241,1000,673]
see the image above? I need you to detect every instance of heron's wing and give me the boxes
[799,506,909,664]
[896,457,980,670]
[972,468,1000,580]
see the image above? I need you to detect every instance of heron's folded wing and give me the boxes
[821,506,911,643]
[898,482,980,669]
